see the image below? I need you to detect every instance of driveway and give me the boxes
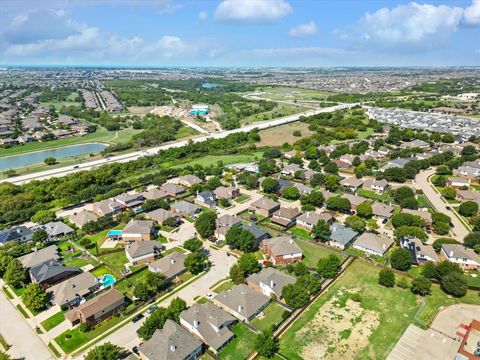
[414,168,470,242]
[0,288,54,360]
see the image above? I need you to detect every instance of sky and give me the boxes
[0,0,479,67]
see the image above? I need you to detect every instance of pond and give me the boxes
[0,143,108,171]
[201,83,220,89]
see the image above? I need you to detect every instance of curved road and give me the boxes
[2,103,355,185]
[414,168,470,242]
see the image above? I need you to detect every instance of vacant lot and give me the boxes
[257,122,314,147]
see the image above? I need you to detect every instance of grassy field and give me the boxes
[294,239,345,268]
[290,226,313,240]
[99,251,128,272]
[64,256,99,268]
[257,122,315,147]
[41,311,66,331]
[241,103,308,125]
[172,152,263,169]
[356,189,393,202]
[219,322,257,360]
[279,259,480,360]
[257,86,332,102]
[250,302,287,332]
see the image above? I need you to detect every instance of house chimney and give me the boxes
[383,243,386,250]
[289,239,294,245]
[170,344,176,352]
[270,280,275,288]
[449,250,454,257]
[171,258,176,264]
[193,320,199,328]
[238,305,243,313]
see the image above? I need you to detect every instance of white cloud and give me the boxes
[198,11,208,21]
[214,0,292,22]
[289,21,317,37]
[338,2,465,49]
[243,47,351,57]
[463,0,480,25]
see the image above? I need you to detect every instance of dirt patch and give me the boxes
[257,122,314,147]
[297,288,380,360]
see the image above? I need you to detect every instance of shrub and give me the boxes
[411,276,432,296]
[440,272,468,297]
[378,269,395,288]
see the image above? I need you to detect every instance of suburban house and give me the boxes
[141,188,169,201]
[246,267,296,299]
[457,190,480,205]
[40,221,75,240]
[48,272,100,307]
[0,225,33,246]
[145,208,179,225]
[213,284,270,322]
[171,201,201,218]
[215,215,242,241]
[91,199,124,217]
[122,220,155,241]
[342,194,368,211]
[114,193,144,208]
[296,212,334,232]
[261,236,303,264]
[401,139,430,149]
[139,319,203,360]
[250,197,281,217]
[277,178,293,192]
[239,223,270,244]
[447,177,471,188]
[372,203,395,219]
[180,302,236,354]
[329,222,358,249]
[340,177,364,192]
[65,288,125,326]
[293,182,313,195]
[300,169,317,181]
[178,175,202,188]
[148,252,187,281]
[400,238,438,264]
[214,186,240,200]
[69,211,99,229]
[284,150,301,159]
[29,261,82,287]
[281,163,302,176]
[440,244,480,270]
[271,207,301,228]
[125,240,161,265]
[160,183,186,197]
[362,179,389,194]
[19,245,60,269]
[352,232,394,257]
[195,190,216,208]
[403,209,433,228]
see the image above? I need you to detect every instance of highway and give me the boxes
[2,103,354,185]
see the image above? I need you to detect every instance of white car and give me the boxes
[205,292,214,300]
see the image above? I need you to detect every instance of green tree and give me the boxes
[31,209,56,225]
[44,157,57,165]
[421,261,438,278]
[238,253,261,276]
[324,174,340,192]
[393,226,428,242]
[317,254,341,278]
[22,283,48,312]
[297,273,321,295]
[183,238,204,253]
[4,259,27,288]
[184,252,208,275]
[442,187,457,200]
[326,196,351,213]
[356,201,373,219]
[133,282,151,301]
[432,221,450,235]
[300,190,324,208]
[85,343,121,360]
[378,269,395,288]
[194,211,217,239]
[144,272,165,293]
[392,187,415,202]
[262,178,280,194]
[345,215,366,233]
[229,264,245,284]
[281,186,300,200]
[435,260,463,280]
[0,351,12,360]
[389,248,412,271]
[225,225,256,252]
[464,232,480,249]
[432,238,459,252]
[411,276,432,296]
[254,331,279,358]
[312,220,331,242]
[282,283,310,308]
[440,272,468,297]
[32,229,49,243]
[459,201,479,217]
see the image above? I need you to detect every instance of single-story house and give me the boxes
[403,209,433,228]
[261,236,303,265]
[281,163,302,176]
[178,175,202,188]
[139,319,203,360]
[296,211,334,232]
[372,203,395,219]
[0,226,33,246]
[214,186,240,200]
[215,215,242,241]
[48,272,100,307]
[440,244,480,270]
[41,221,75,240]
[340,177,364,192]
[18,245,60,269]
[447,177,471,188]
[69,211,99,229]
[171,201,201,218]
[148,252,187,281]
[239,223,270,244]
[29,261,82,287]
[329,222,358,249]
[114,193,144,208]
[250,197,281,217]
[180,302,236,354]
[122,220,155,241]
[125,240,161,265]
[65,288,125,326]
[213,284,270,322]
[141,188,169,201]
[271,207,301,228]
[91,199,124,217]
[353,232,394,257]
[247,267,296,299]
[145,208,179,225]
[342,194,368,211]
[160,183,186,198]
[400,238,438,264]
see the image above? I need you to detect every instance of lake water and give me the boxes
[202,83,219,89]
[0,143,108,171]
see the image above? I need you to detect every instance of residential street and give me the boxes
[0,285,54,360]
[414,168,470,242]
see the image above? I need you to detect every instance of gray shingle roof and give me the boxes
[262,236,302,257]
[213,284,270,320]
[18,245,59,269]
[125,240,160,258]
[148,252,186,279]
[353,232,393,255]
[329,222,358,246]
[247,267,295,297]
[30,261,81,284]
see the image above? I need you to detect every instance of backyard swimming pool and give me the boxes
[107,229,123,237]
[101,274,116,287]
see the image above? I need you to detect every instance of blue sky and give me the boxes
[0,0,479,66]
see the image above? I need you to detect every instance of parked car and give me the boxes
[205,292,214,300]
[73,165,79,169]
[132,314,144,323]
[147,305,158,314]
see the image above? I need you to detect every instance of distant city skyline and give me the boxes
[1,0,479,67]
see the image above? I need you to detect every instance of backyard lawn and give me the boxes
[219,322,257,360]
[41,311,66,331]
[290,226,312,240]
[64,256,99,268]
[99,251,128,272]
[250,302,288,332]
[58,241,81,259]
[294,239,345,268]
[356,188,392,202]
[279,259,480,360]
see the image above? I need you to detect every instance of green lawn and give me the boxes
[41,311,66,331]
[235,194,250,203]
[279,259,480,360]
[250,302,287,332]
[48,342,62,358]
[172,152,263,169]
[99,251,128,272]
[58,241,81,259]
[356,188,392,202]
[64,256,99,268]
[290,226,312,240]
[294,239,345,268]
[416,194,432,209]
[212,280,234,294]
[85,224,125,253]
[90,265,117,279]
[16,304,30,318]
[219,322,257,360]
